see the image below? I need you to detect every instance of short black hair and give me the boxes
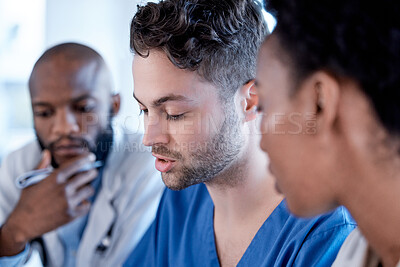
[130,0,267,99]
[264,0,400,135]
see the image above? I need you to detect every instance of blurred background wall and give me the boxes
[0,0,147,163]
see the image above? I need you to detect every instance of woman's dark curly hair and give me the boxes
[265,0,400,135]
[130,0,267,99]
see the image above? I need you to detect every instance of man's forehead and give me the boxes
[133,92,195,107]
[32,93,96,108]
[132,52,218,105]
[132,52,196,85]
[133,77,215,108]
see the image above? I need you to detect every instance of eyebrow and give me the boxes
[32,94,95,107]
[133,93,192,107]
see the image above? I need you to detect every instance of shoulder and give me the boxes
[0,140,41,219]
[263,205,356,266]
[288,206,357,266]
[300,206,357,242]
[267,203,355,239]
[273,203,355,248]
[3,140,40,162]
[1,140,41,174]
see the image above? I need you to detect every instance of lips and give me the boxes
[152,153,177,173]
[53,141,87,157]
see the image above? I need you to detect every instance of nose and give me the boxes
[52,107,80,136]
[142,113,169,147]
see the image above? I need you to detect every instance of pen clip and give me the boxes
[15,168,53,189]
[15,161,104,189]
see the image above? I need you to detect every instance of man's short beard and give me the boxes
[154,104,244,190]
[36,119,114,168]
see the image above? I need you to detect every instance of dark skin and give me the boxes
[0,44,120,256]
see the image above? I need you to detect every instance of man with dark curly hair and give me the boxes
[257,0,400,266]
[124,0,356,266]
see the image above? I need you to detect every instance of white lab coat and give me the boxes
[0,128,165,267]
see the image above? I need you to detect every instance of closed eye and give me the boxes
[166,113,184,121]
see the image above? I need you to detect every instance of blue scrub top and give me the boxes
[124,183,356,267]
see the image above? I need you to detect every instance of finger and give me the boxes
[56,153,96,184]
[36,150,51,170]
[68,200,91,218]
[65,169,98,195]
[75,201,91,217]
[67,186,95,212]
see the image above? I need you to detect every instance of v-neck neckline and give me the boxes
[207,199,287,266]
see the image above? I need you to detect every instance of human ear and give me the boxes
[239,80,258,122]
[110,93,121,117]
[301,71,340,134]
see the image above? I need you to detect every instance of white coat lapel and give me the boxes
[76,187,117,266]
[75,127,123,266]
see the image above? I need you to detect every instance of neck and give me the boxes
[204,137,283,267]
[338,152,400,266]
[205,140,283,226]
